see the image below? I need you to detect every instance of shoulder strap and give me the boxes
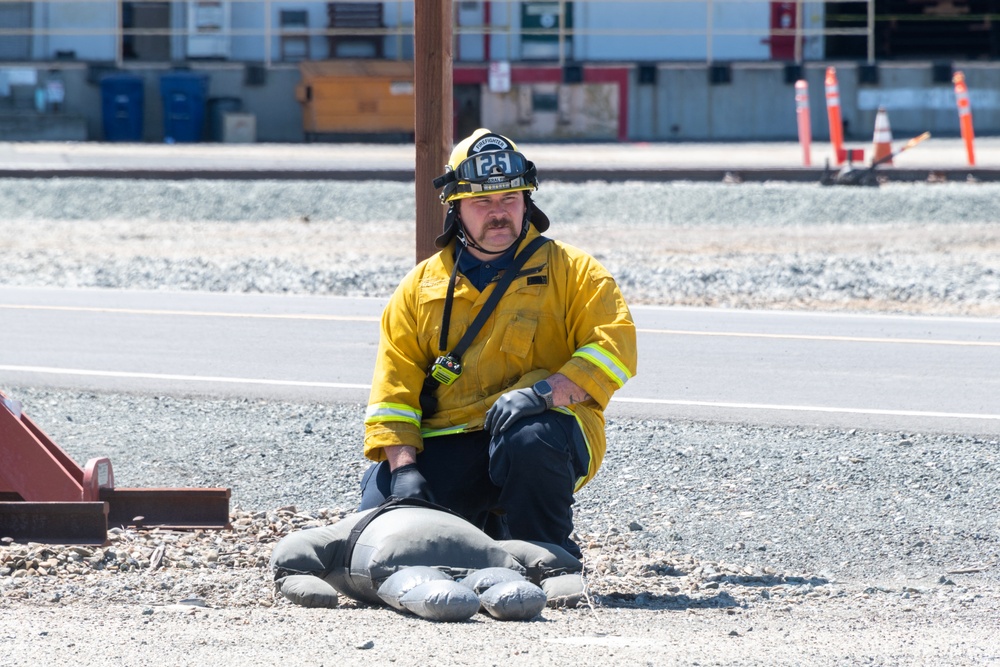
[450,235,549,361]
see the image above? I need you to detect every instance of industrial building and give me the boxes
[1,1,998,142]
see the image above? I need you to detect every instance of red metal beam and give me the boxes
[0,397,86,501]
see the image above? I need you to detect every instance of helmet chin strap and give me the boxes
[456,201,532,257]
[439,199,536,354]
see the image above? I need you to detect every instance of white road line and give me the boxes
[0,365,370,390]
[0,304,379,322]
[612,397,1000,421]
[638,328,1000,347]
[6,305,996,346]
[4,364,997,422]
[631,303,1000,325]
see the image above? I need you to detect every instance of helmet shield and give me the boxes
[453,149,529,187]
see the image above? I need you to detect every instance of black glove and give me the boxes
[484,387,548,436]
[390,463,435,502]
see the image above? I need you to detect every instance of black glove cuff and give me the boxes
[391,463,417,476]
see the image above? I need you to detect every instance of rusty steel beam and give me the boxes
[103,488,232,530]
[0,502,109,545]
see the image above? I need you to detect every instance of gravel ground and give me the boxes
[2,179,999,314]
[2,178,1000,666]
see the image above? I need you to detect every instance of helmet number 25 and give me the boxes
[474,152,512,179]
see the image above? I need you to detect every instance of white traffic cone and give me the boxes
[872,107,893,165]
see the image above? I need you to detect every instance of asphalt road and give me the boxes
[2,286,998,436]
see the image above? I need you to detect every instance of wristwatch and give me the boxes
[532,379,555,410]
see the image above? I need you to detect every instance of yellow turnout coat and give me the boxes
[364,227,637,489]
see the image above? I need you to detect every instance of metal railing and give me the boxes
[0,0,879,69]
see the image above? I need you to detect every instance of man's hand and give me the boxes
[484,387,548,436]
[390,463,435,502]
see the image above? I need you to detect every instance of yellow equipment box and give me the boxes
[296,60,415,137]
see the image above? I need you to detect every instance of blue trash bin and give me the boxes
[100,74,144,142]
[159,71,209,143]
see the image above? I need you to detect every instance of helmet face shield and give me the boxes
[453,149,529,185]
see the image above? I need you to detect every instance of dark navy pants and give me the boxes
[359,410,590,558]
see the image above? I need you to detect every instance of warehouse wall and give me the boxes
[3,60,999,142]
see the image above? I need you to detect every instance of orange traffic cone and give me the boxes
[871,107,893,165]
[953,71,976,166]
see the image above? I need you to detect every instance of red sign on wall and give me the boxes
[769,1,798,61]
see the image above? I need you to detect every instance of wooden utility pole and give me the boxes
[414,1,453,264]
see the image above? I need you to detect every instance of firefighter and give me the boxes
[359,128,637,558]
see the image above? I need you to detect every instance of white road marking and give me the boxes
[638,328,1000,347]
[612,397,1000,421]
[6,305,993,347]
[0,365,370,390]
[0,304,379,322]
[3,365,997,422]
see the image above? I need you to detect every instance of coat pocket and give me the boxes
[500,314,537,359]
